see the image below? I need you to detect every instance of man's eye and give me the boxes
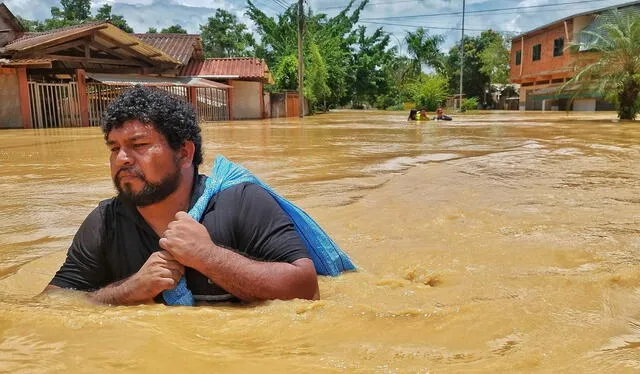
[133,143,148,148]
[110,147,120,153]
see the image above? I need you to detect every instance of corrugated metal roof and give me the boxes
[133,34,202,65]
[179,57,273,83]
[86,72,231,89]
[4,22,179,65]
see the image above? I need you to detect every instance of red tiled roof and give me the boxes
[179,57,272,83]
[5,22,108,51]
[133,33,202,65]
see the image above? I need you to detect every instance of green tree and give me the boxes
[161,24,187,34]
[199,9,255,57]
[59,0,91,21]
[246,0,369,108]
[16,16,41,31]
[350,26,396,107]
[17,0,134,32]
[406,74,448,111]
[445,30,502,103]
[405,27,445,77]
[479,33,510,85]
[273,54,299,90]
[146,27,158,33]
[94,4,133,33]
[569,10,640,119]
[305,41,330,110]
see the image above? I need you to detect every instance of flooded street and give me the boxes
[1,110,639,372]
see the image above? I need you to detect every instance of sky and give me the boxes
[3,0,635,52]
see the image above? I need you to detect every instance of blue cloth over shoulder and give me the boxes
[162,155,356,306]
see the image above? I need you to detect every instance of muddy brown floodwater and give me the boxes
[1,110,639,372]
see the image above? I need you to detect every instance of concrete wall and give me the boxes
[0,68,23,129]
[231,80,261,120]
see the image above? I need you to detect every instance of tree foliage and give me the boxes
[18,0,132,32]
[479,33,510,85]
[94,4,133,33]
[161,24,187,34]
[405,27,445,76]
[200,9,255,57]
[406,74,448,110]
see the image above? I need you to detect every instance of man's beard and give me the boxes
[114,161,182,207]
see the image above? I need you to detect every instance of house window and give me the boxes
[532,44,541,61]
[515,50,522,65]
[553,37,564,57]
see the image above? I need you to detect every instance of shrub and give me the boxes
[406,74,448,111]
[461,97,479,111]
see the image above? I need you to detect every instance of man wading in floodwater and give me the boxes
[43,86,319,305]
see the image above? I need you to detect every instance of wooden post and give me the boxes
[76,69,90,127]
[189,86,197,111]
[227,80,234,120]
[17,68,32,129]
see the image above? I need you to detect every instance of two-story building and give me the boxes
[509,0,640,111]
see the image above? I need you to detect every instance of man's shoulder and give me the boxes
[215,182,270,204]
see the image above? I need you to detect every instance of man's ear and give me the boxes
[179,141,196,168]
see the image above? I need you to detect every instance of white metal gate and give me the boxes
[28,82,82,128]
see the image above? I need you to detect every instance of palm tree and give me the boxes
[405,28,445,77]
[570,10,640,120]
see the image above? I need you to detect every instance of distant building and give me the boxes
[509,0,640,111]
[180,57,274,120]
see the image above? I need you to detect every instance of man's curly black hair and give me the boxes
[101,85,203,169]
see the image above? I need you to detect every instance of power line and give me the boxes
[359,0,615,20]
[358,20,513,33]
[270,0,292,10]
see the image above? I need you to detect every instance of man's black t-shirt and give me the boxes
[50,175,310,302]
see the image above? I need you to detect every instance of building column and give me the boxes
[76,69,90,127]
[259,82,265,119]
[227,80,234,120]
[189,86,198,115]
[17,68,32,129]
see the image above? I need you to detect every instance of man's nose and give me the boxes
[114,147,134,166]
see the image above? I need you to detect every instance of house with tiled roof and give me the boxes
[180,57,274,120]
[0,3,230,128]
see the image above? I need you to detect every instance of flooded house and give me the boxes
[0,3,278,129]
[508,1,640,111]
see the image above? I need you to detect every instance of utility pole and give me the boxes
[297,0,304,118]
[459,0,465,111]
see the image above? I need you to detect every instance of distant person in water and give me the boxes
[433,107,452,121]
[408,109,417,120]
[417,108,429,121]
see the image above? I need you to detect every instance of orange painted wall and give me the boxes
[510,21,574,83]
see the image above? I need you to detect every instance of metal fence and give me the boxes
[27,82,229,128]
[28,82,82,128]
[194,87,228,122]
[87,84,228,126]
